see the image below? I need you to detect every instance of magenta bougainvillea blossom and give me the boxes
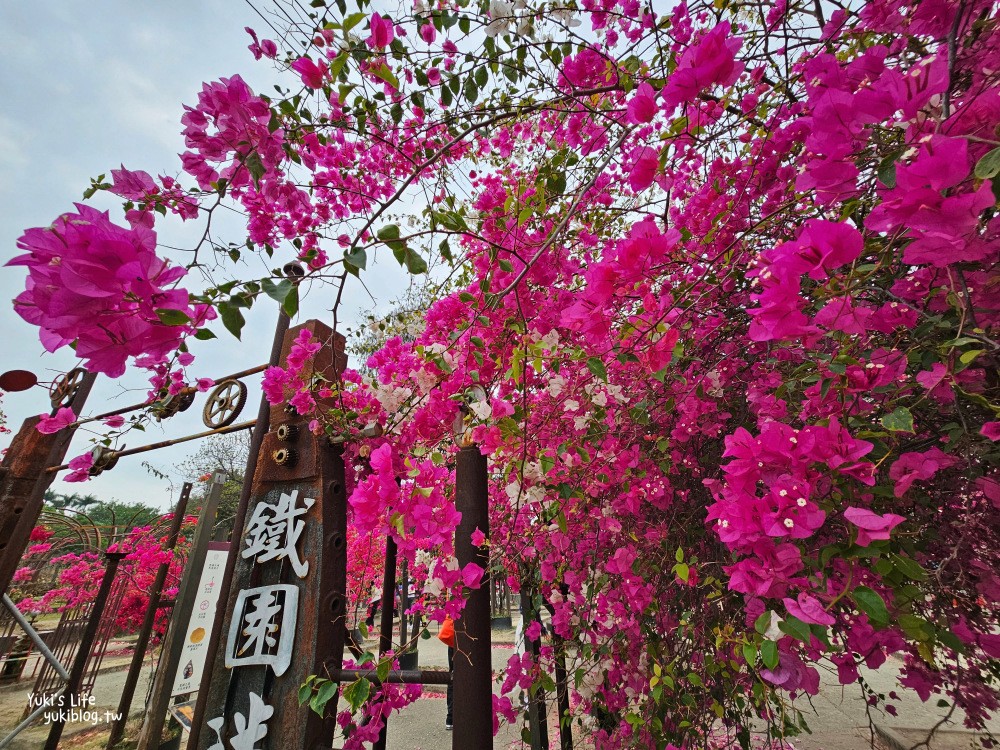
[8,0,1000,746]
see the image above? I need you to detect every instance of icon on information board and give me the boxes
[183,660,194,679]
[190,627,206,644]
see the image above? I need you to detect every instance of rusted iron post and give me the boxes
[453,445,493,750]
[44,550,126,750]
[191,320,348,750]
[372,535,398,750]
[543,598,573,750]
[108,483,193,748]
[185,304,291,750]
[552,632,573,750]
[521,587,549,750]
[137,474,227,749]
[0,370,97,596]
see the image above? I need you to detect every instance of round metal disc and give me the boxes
[0,370,38,392]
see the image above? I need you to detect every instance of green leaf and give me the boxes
[377,224,401,241]
[586,357,608,381]
[673,562,690,582]
[297,682,312,706]
[778,615,813,643]
[760,640,779,670]
[853,586,890,625]
[155,308,191,326]
[261,277,293,304]
[370,63,399,90]
[880,406,914,433]
[890,553,926,581]
[675,547,684,563]
[218,302,245,340]
[742,643,757,666]
[310,679,337,716]
[244,151,266,189]
[404,249,428,274]
[539,454,555,475]
[344,247,368,272]
[342,677,371,713]
[753,610,772,635]
[282,285,300,318]
[376,658,391,683]
[342,12,366,31]
[974,147,1000,179]
[193,328,217,341]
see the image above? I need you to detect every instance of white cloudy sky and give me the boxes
[0,3,413,510]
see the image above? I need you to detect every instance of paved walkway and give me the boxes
[1,628,997,749]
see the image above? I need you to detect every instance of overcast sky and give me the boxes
[0,3,411,510]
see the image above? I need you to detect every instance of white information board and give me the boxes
[171,542,229,696]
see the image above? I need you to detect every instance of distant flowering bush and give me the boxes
[13,520,194,637]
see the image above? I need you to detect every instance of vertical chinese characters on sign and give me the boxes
[208,489,317,748]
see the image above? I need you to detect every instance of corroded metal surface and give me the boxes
[193,320,347,750]
[0,370,97,597]
[453,446,494,750]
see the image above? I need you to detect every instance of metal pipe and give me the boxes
[44,550,127,750]
[453,445,493,750]
[46,420,256,472]
[521,586,549,750]
[185,305,291,750]
[552,632,573,750]
[108,483,193,748]
[372,535,399,750]
[70,364,268,427]
[331,668,452,686]
[0,594,69,680]
[0,688,65,750]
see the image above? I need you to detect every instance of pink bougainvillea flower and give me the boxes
[981,422,1000,441]
[64,451,95,483]
[626,82,658,124]
[36,407,77,435]
[889,447,959,497]
[110,166,157,201]
[628,146,659,192]
[291,57,328,89]
[245,27,277,60]
[367,14,395,49]
[461,562,484,589]
[783,592,835,626]
[843,506,905,546]
[103,414,125,428]
[915,363,954,402]
[419,23,436,44]
[791,219,864,280]
[661,22,743,109]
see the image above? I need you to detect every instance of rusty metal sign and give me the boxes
[192,320,348,750]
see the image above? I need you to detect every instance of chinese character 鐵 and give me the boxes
[242,489,316,577]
